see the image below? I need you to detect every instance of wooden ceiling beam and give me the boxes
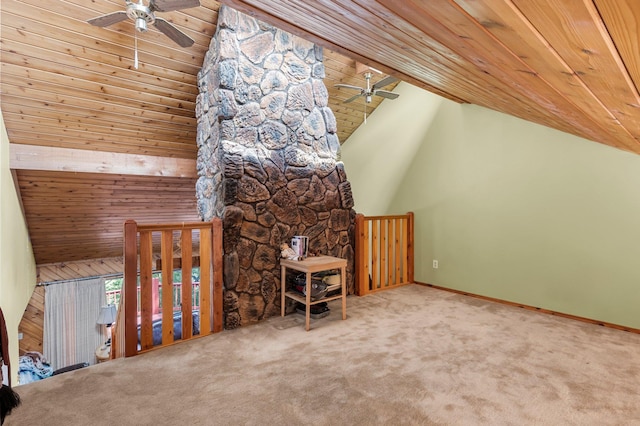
[10,144,197,178]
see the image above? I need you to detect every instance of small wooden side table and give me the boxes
[281,255,347,331]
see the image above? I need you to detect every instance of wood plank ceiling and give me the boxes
[2,0,640,271]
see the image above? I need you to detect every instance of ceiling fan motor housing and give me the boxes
[127,2,155,32]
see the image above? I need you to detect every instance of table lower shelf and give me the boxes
[284,290,343,305]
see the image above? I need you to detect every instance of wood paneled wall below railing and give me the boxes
[114,219,223,358]
[355,213,414,296]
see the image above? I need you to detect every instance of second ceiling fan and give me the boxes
[335,72,400,104]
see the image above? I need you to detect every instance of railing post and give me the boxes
[355,213,366,296]
[123,219,138,357]
[181,230,193,340]
[407,212,414,283]
[212,217,224,332]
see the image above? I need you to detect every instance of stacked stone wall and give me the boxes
[196,6,355,328]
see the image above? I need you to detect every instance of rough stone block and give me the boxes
[283,52,311,83]
[223,178,238,205]
[264,53,283,70]
[238,293,265,325]
[260,70,289,95]
[234,102,264,127]
[257,211,277,227]
[329,209,351,231]
[218,29,239,60]
[287,178,310,196]
[236,202,257,221]
[223,252,239,289]
[219,89,239,119]
[241,32,274,63]
[223,153,243,178]
[235,126,258,147]
[218,5,238,30]
[238,55,264,85]
[282,109,303,129]
[219,60,237,90]
[240,221,271,244]
[237,175,270,203]
[286,83,314,111]
[252,245,277,271]
[258,120,288,150]
[236,10,260,40]
[338,181,355,209]
[312,79,328,107]
[260,92,287,120]
[225,311,241,329]
[223,290,239,311]
[238,238,257,269]
[312,63,325,79]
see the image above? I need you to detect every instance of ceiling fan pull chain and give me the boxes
[134,29,139,69]
[364,100,367,124]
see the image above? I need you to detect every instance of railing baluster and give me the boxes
[371,220,379,290]
[395,218,401,285]
[140,231,154,350]
[123,220,138,357]
[380,219,387,289]
[200,226,212,335]
[181,229,193,339]
[161,230,174,345]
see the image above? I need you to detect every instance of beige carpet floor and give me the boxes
[7,284,640,425]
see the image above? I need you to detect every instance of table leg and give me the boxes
[281,264,286,317]
[305,271,311,331]
[341,265,347,320]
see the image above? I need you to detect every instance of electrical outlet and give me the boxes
[433,260,439,269]
[18,332,24,340]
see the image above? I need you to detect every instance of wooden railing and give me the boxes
[355,212,414,295]
[114,219,223,357]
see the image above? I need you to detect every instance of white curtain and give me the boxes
[43,278,106,370]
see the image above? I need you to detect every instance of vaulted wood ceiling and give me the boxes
[3,0,640,271]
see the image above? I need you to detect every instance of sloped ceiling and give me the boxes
[2,0,640,268]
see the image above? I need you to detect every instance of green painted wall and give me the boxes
[0,110,37,383]
[342,83,640,329]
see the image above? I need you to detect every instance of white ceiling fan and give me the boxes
[335,72,400,104]
[335,72,400,123]
[88,0,199,47]
[87,0,199,67]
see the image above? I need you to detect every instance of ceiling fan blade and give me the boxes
[344,93,363,104]
[335,84,364,91]
[87,11,129,27]
[150,0,200,12]
[153,18,195,47]
[375,90,400,100]
[372,75,398,90]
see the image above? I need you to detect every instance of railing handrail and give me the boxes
[136,222,211,231]
[357,214,411,220]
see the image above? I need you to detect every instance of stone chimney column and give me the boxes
[196,6,355,328]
